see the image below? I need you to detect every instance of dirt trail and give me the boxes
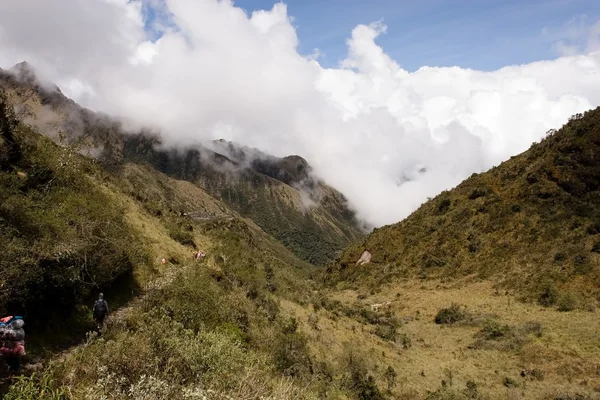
[0,259,193,393]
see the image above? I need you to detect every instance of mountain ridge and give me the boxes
[328,107,600,307]
[0,62,365,265]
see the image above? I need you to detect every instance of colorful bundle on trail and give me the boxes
[0,315,26,362]
[0,316,23,328]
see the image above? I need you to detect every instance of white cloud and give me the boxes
[1,0,600,228]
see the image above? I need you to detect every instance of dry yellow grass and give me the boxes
[282,278,600,399]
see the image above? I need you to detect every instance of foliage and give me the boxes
[342,349,386,400]
[557,291,580,312]
[470,320,544,352]
[539,281,559,307]
[434,304,467,325]
[3,373,69,400]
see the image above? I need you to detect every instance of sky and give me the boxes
[180,0,600,71]
[1,0,600,228]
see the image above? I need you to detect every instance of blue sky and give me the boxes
[143,0,600,72]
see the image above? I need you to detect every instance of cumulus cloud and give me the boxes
[1,0,600,228]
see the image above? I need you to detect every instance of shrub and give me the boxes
[463,380,478,398]
[438,199,451,213]
[273,330,312,378]
[557,292,579,312]
[373,324,397,342]
[435,303,466,325]
[343,350,385,400]
[166,221,196,247]
[468,188,488,200]
[539,282,558,307]
[586,223,600,235]
[478,320,512,340]
[554,252,567,262]
[471,320,538,352]
[521,368,544,381]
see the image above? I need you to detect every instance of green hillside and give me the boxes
[122,133,363,266]
[330,107,600,309]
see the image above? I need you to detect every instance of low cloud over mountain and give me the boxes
[1,0,600,227]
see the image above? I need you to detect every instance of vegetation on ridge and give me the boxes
[330,107,600,309]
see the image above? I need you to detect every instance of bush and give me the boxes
[273,330,312,377]
[471,320,540,352]
[521,321,544,338]
[343,350,385,400]
[468,188,488,200]
[478,320,512,340]
[383,366,397,391]
[373,324,398,342]
[438,199,451,213]
[539,282,558,307]
[435,303,466,325]
[554,252,567,262]
[463,380,478,398]
[557,292,579,312]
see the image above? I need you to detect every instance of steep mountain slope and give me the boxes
[0,93,324,398]
[122,133,363,265]
[330,107,600,307]
[0,62,364,266]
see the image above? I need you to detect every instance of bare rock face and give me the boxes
[356,250,372,266]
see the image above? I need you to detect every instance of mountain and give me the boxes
[0,92,332,397]
[0,62,365,266]
[3,62,600,400]
[330,107,600,306]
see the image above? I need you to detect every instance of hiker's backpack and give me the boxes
[93,300,107,318]
[0,316,23,328]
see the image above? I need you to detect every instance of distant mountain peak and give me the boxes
[9,61,38,83]
[5,61,62,94]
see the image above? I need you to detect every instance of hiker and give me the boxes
[0,317,25,375]
[92,293,109,335]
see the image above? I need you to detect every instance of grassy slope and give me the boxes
[331,108,600,308]
[297,278,600,400]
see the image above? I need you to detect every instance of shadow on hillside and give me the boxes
[0,269,142,391]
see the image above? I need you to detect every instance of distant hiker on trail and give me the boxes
[0,317,25,375]
[92,293,109,335]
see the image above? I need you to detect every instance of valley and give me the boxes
[0,63,599,400]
